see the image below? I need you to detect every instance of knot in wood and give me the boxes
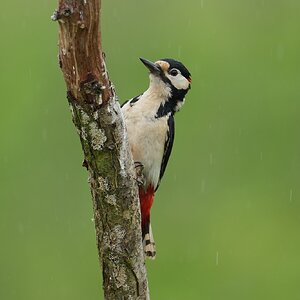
[62,7,73,17]
[82,80,102,96]
[51,6,73,21]
[80,74,102,104]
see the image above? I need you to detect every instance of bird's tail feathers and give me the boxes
[143,223,156,259]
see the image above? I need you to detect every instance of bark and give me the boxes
[52,1,149,299]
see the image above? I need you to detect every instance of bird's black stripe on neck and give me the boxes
[155,86,188,118]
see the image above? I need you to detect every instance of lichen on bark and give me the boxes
[67,93,149,299]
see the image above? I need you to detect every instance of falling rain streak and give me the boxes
[216,251,219,266]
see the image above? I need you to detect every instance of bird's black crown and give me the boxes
[160,58,191,80]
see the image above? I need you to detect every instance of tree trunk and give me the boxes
[52,1,149,299]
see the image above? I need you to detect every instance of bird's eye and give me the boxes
[169,69,178,76]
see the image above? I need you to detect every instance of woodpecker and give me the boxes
[121,58,191,258]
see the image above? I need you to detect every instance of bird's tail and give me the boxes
[143,223,156,259]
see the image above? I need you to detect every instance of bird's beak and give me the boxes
[140,58,161,74]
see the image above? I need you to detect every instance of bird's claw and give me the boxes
[134,161,144,186]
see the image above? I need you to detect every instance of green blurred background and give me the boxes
[1,0,300,299]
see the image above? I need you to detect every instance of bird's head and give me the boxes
[140,57,191,115]
[140,57,191,91]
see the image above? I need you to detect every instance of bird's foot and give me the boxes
[134,161,144,186]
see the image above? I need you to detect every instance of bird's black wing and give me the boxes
[121,94,142,108]
[155,114,175,191]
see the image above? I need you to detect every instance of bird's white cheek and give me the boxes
[167,75,190,90]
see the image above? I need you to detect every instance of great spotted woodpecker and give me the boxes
[122,58,191,258]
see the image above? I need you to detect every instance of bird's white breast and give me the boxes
[122,91,169,189]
